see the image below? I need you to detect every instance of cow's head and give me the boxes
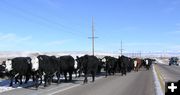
[31,57,39,71]
[3,60,12,72]
[145,59,149,65]
[76,56,84,69]
[102,57,106,63]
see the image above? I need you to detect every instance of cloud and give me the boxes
[0,33,32,42]
[0,33,16,41]
[166,23,180,34]
[17,36,32,42]
[0,33,32,50]
[124,42,165,46]
[163,0,180,13]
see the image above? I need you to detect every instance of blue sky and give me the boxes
[0,0,180,53]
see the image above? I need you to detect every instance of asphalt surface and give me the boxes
[156,64,180,82]
[1,68,155,95]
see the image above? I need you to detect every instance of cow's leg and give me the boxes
[91,71,95,82]
[105,64,108,77]
[64,72,67,82]
[112,68,115,75]
[124,69,127,76]
[39,75,42,85]
[15,76,19,84]
[49,74,54,85]
[108,69,111,75]
[39,73,43,85]
[83,71,88,84]
[10,75,14,86]
[105,68,108,77]
[69,71,72,81]
[121,69,124,76]
[78,70,81,77]
[19,75,23,85]
[84,75,88,84]
[32,72,35,82]
[25,74,30,84]
[35,75,39,89]
[44,75,47,87]
[74,69,78,78]
[56,72,60,84]
[47,75,51,85]
[32,75,35,82]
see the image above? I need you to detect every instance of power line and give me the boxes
[1,1,87,38]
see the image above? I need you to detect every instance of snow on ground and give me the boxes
[152,65,163,95]
[155,58,169,65]
[155,58,165,64]
[0,74,79,93]
[0,78,37,93]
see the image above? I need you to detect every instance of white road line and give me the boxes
[49,84,81,95]
[152,65,163,95]
[49,76,104,95]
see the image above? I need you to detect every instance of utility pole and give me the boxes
[88,16,98,56]
[119,40,124,56]
[121,40,122,56]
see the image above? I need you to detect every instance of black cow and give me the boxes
[127,57,134,72]
[97,58,105,74]
[35,55,60,87]
[76,55,99,84]
[58,55,74,81]
[102,56,117,77]
[143,58,152,70]
[2,57,32,86]
[117,55,128,76]
[0,64,6,78]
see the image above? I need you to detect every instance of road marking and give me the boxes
[153,64,164,95]
[154,64,165,94]
[49,84,80,95]
[49,76,104,95]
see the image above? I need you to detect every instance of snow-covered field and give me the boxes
[0,51,120,63]
[155,58,167,64]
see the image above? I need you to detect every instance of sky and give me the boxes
[0,0,180,53]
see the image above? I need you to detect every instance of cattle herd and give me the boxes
[0,54,155,89]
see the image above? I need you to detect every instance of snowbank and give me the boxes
[155,58,166,64]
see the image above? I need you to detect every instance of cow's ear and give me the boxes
[76,56,79,59]
[39,57,43,61]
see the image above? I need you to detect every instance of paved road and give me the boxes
[1,69,155,95]
[156,64,180,82]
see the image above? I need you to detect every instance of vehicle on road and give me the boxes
[169,57,179,66]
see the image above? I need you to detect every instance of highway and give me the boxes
[156,63,180,82]
[1,69,155,95]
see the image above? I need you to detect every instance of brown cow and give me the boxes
[133,58,142,72]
